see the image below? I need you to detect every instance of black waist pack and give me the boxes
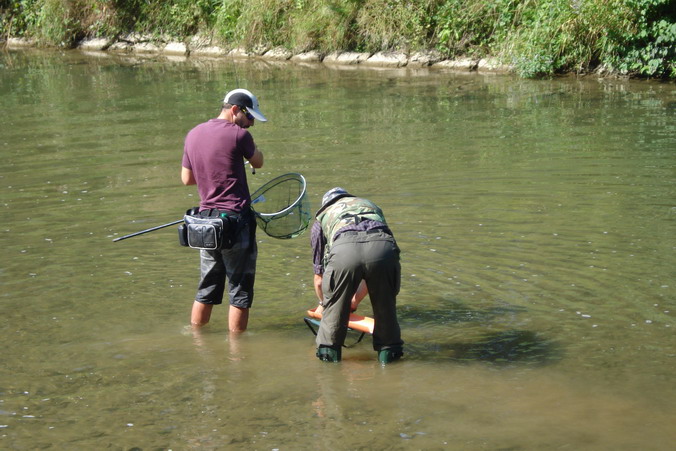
[178,208,239,250]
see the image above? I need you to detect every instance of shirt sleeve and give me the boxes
[310,221,325,275]
[182,133,193,169]
[237,129,256,160]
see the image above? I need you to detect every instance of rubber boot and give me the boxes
[378,347,403,364]
[316,345,341,362]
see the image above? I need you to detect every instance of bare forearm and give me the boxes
[351,280,368,311]
[314,274,323,303]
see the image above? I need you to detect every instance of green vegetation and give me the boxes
[1,0,674,78]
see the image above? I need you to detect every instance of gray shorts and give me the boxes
[195,221,257,308]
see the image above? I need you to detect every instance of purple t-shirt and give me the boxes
[182,119,256,212]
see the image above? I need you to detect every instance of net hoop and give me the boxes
[250,172,311,239]
[253,173,307,219]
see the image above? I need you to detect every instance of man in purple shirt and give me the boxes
[181,88,266,333]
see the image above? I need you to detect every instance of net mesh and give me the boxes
[250,173,311,239]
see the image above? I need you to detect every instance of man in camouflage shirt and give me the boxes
[310,187,404,363]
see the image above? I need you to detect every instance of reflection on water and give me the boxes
[1,48,675,450]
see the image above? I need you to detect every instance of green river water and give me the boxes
[1,48,675,450]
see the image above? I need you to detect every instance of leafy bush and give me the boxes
[234,0,294,48]
[355,0,436,52]
[1,0,673,78]
[7,0,86,46]
[603,0,675,78]
[433,0,520,58]
[287,0,361,52]
[213,0,243,44]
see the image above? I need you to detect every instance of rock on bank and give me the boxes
[4,35,513,74]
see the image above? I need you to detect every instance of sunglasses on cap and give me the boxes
[239,106,255,121]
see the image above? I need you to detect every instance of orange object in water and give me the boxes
[307,307,375,334]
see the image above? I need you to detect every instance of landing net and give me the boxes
[250,173,311,239]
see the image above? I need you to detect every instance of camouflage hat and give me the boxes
[316,187,354,216]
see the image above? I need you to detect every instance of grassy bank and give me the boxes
[1,0,674,78]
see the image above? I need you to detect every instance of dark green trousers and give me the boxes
[317,230,403,351]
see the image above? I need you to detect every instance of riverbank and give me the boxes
[2,0,673,79]
[2,34,522,76]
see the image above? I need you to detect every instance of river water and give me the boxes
[1,48,674,450]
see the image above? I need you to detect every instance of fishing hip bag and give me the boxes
[178,208,241,250]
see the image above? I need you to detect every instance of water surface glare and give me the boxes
[1,49,675,450]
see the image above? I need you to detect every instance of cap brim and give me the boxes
[249,108,267,122]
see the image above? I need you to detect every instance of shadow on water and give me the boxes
[398,302,561,366]
[404,329,561,367]
[282,299,561,367]
[399,301,527,325]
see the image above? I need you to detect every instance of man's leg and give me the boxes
[229,305,249,333]
[193,248,226,327]
[316,240,363,361]
[363,235,403,360]
[191,301,213,327]
[224,222,256,333]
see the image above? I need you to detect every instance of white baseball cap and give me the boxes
[223,88,267,122]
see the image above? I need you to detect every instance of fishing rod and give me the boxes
[112,219,183,242]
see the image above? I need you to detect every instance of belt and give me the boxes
[197,208,248,221]
[338,228,390,237]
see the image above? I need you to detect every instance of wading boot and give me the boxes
[378,347,403,364]
[316,345,341,362]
